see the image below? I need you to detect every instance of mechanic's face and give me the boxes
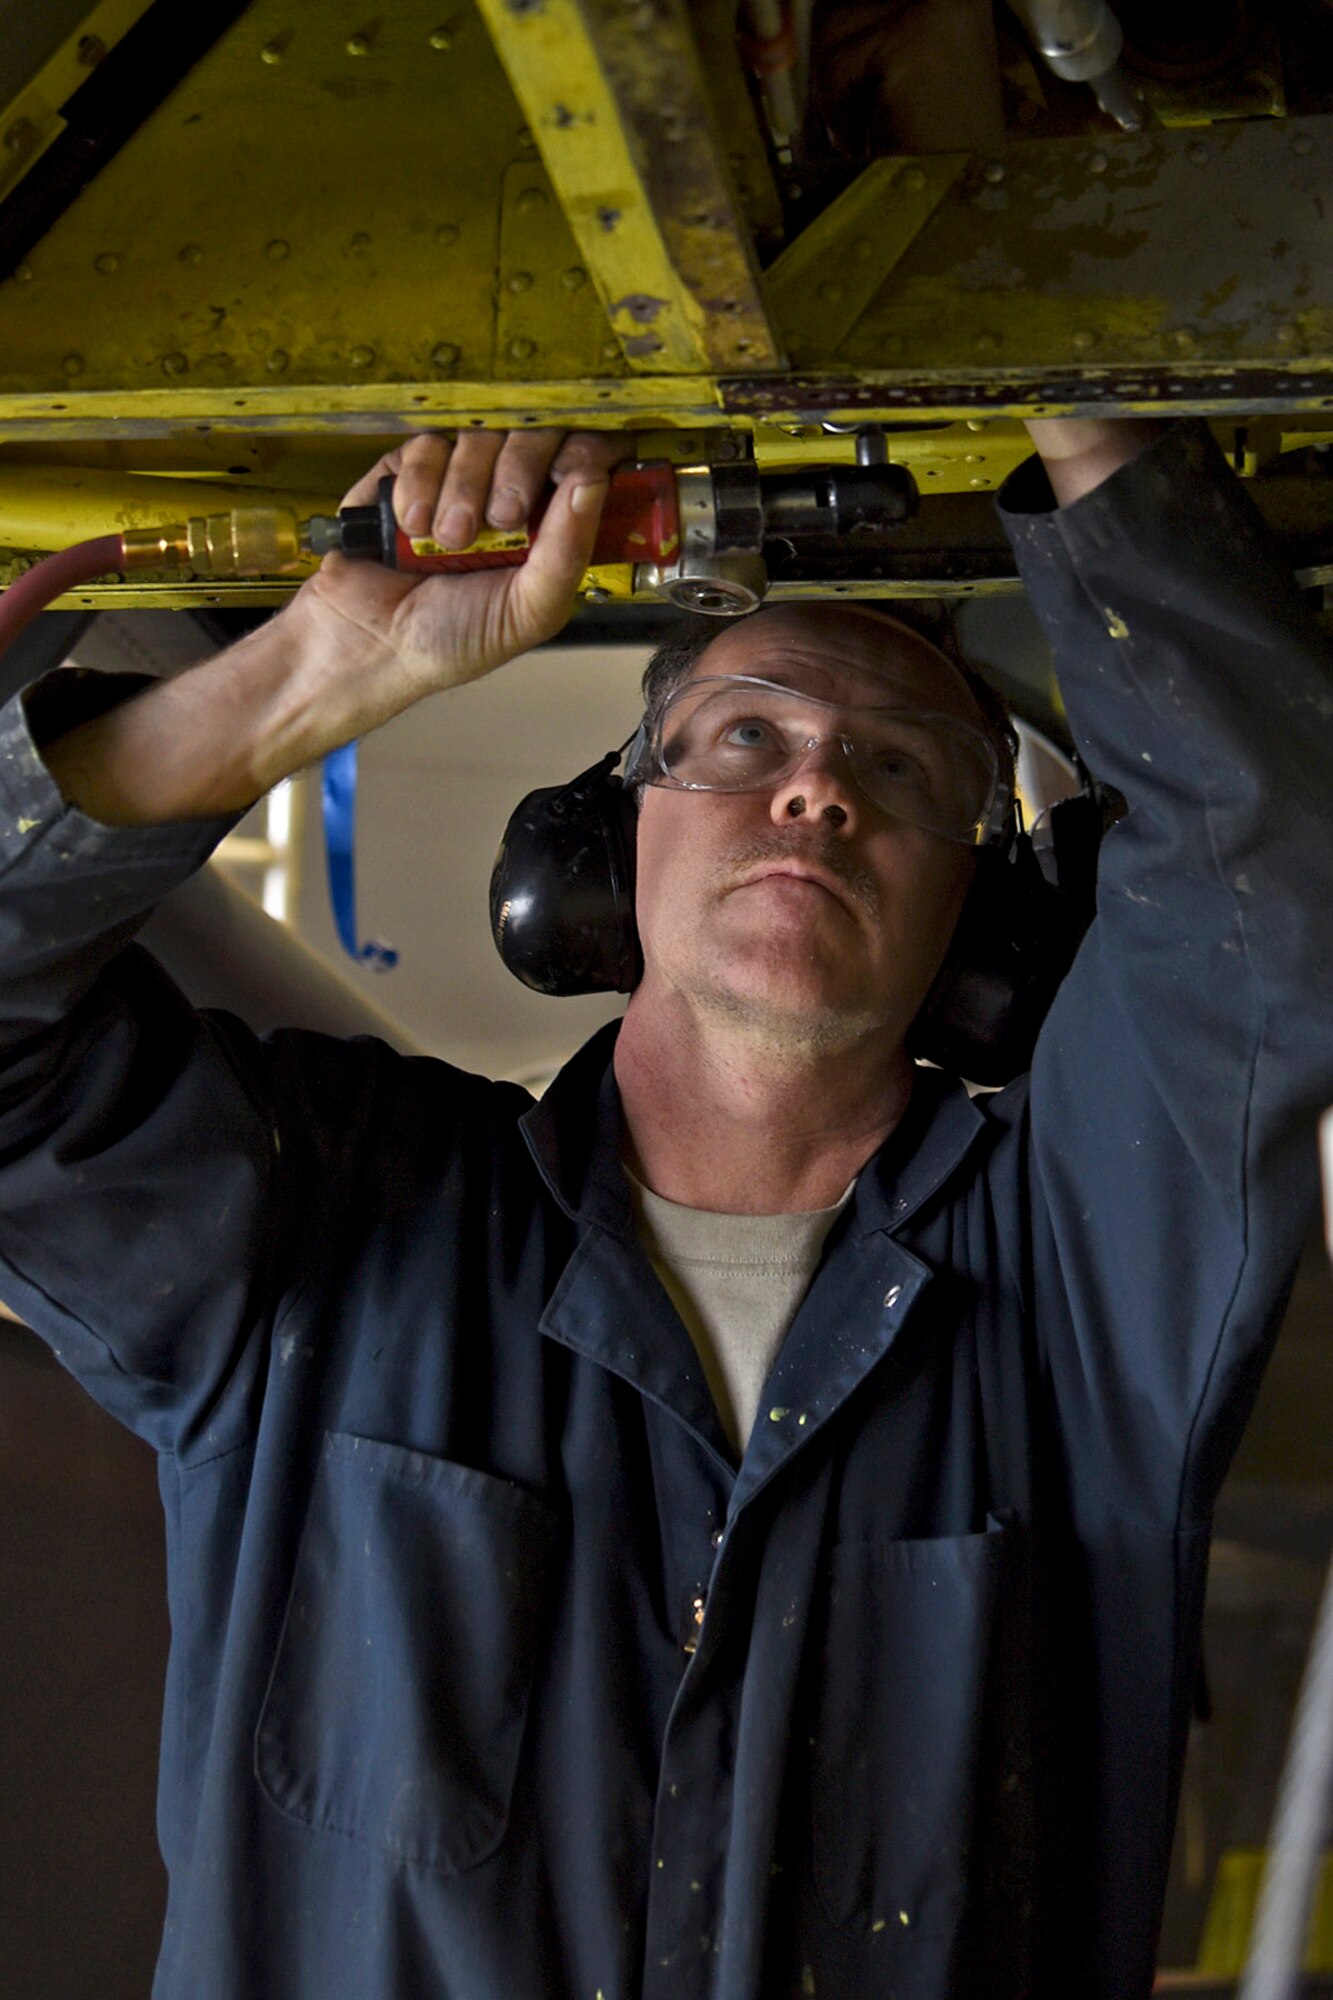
[632,606,988,1052]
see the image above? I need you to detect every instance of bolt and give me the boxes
[1293,131,1314,157]
[266,349,289,373]
[506,270,534,292]
[346,31,372,56]
[517,186,548,214]
[4,118,36,154]
[161,352,188,376]
[77,34,106,65]
[94,251,119,276]
[508,337,535,361]
[429,25,454,49]
[431,341,460,369]
[179,243,204,265]
[983,160,1005,184]
[560,266,587,290]
[350,344,376,367]
[818,281,843,303]
[1188,143,1209,167]
[266,238,290,260]
[1171,327,1196,353]
[435,223,460,247]
[898,166,926,193]
[61,353,84,376]
[349,231,371,254]
[1072,328,1096,351]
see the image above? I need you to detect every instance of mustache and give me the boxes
[720,833,881,915]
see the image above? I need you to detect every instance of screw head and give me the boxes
[507,337,535,361]
[349,344,376,367]
[506,270,534,292]
[431,341,460,368]
[560,265,587,290]
[266,349,290,373]
[1276,322,1300,346]
[94,251,119,276]
[179,243,204,265]
[983,160,1005,184]
[1087,151,1108,174]
[266,238,290,261]
[161,351,188,376]
[61,352,85,376]
[1072,328,1096,351]
[434,223,460,247]
[600,339,620,360]
[516,186,548,215]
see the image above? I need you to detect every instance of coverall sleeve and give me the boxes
[0,673,287,1455]
[998,421,1333,1525]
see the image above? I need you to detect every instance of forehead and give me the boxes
[685,606,983,722]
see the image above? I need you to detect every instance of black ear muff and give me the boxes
[490,752,642,995]
[908,788,1111,1086]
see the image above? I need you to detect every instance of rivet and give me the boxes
[517,126,537,149]
[429,25,454,49]
[1187,143,1209,166]
[965,417,987,431]
[585,585,611,602]
[507,270,534,292]
[1171,327,1196,353]
[983,160,1005,184]
[77,34,106,66]
[969,476,990,487]
[517,186,548,214]
[818,280,843,303]
[434,223,460,247]
[508,337,535,360]
[1276,322,1300,346]
[4,118,36,153]
[431,341,460,368]
[179,243,204,265]
[1072,328,1096,351]
[975,331,1001,353]
[883,1286,902,1309]
[600,339,620,360]
[161,351,188,376]
[346,31,372,56]
[260,38,286,64]
[964,452,983,463]
[897,166,926,193]
[1293,131,1314,156]
[769,1407,789,1422]
[94,251,119,275]
[1087,151,1108,174]
[266,349,289,373]
[560,265,587,289]
[350,344,376,367]
[266,238,290,261]
[348,231,371,254]
[61,352,85,376]
[13,263,32,282]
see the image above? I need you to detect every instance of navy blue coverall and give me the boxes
[0,424,1330,1998]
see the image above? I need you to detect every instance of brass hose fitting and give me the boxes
[121,506,309,576]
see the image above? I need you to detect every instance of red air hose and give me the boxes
[0,536,123,655]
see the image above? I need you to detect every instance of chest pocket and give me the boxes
[810,1514,1016,1939]
[255,1431,561,1874]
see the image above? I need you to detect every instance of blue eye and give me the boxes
[724,720,775,748]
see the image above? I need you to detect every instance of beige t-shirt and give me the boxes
[628,1173,854,1453]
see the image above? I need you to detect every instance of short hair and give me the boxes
[638,601,1017,790]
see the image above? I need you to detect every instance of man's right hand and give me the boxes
[41,428,626,827]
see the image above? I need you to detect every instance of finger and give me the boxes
[548,431,635,481]
[483,428,566,529]
[338,443,406,512]
[389,431,457,534]
[432,429,507,547]
[499,471,609,650]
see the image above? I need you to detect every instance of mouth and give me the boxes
[735,862,856,914]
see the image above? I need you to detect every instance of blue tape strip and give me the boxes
[321,742,398,971]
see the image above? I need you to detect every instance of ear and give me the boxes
[490,756,642,995]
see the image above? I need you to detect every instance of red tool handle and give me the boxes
[388,461,681,574]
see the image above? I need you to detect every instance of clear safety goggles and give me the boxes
[625,675,1010,846]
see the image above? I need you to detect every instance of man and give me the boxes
[1,414,1329,1998]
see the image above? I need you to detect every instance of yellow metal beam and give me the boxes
[473,0,781,374]
[0,0,153,206]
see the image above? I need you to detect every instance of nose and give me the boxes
[767,737,861,831]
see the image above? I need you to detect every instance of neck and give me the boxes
[614,988,914,1214]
